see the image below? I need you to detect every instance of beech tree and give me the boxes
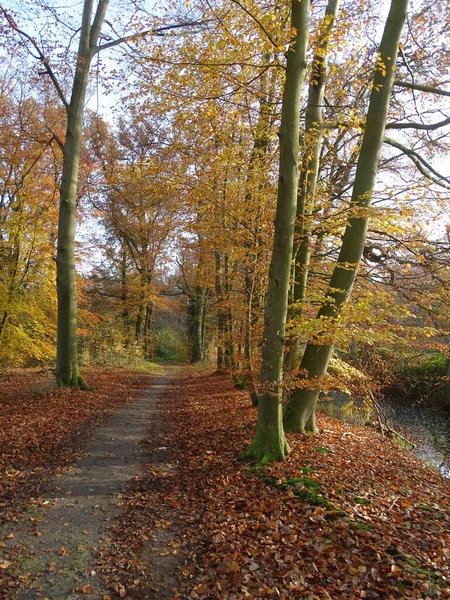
[0,89,60,364]
[283,0,410,433]
[87,115,181,359]
[0,1,115,384]
[0,1,205,384]
[242,0,310,463]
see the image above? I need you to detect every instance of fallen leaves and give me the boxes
[97,369,449,599]
[0,367,153,523]
[1,368,449,599]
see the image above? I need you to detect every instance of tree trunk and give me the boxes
[190,285,207,362]
[224,254,235,369]
[120,245,130,347]
[215,251,228,371]
[0,310,8,341]
[284,0,409,432]
[56,0,109,386]
[285,0,340,371]
[243,0,310,463]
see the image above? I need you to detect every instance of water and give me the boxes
[318,396,450,478]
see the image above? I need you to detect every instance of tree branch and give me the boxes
[94,19,211,54]
[228,0,279,49]
[394,80,450,97]
[384,136,450,189]
[0,7,69,111]
[90,0,109,50]
[386,116,450,130]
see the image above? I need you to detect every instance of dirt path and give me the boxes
[3,367,181,599]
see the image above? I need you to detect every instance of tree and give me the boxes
[0,87,60,365]
[285,0,341,372]
[242,0,311,463]
[284,0,410,433]
[0,1,207,384]
[87,114,181,359]
[0,1,113,384]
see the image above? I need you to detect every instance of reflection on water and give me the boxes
[318,396,450,478]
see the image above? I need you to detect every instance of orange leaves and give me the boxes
[0,368,153,521]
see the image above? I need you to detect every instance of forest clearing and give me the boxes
[0,367,449,599]
[1,0,450,597]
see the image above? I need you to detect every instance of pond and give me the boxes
[318,396,450,478]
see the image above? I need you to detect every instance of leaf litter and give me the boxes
[1,367,449,599]
[98,370,450,599]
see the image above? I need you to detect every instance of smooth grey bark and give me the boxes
[243,0,310,463]
[285,0,340,372]
[56,0,110,386]
[284,0,409,432]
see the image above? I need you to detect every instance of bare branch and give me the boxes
[384,136,450,189]
[394,80,450,97]
[0,7,69,112]
[94,19,211,54]
[386,116,450,130]
[90,0,109,49]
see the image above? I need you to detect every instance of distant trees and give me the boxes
[0,1,205,381]
[86,114,181,359]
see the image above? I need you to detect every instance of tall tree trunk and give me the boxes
[285,0,340,371]
[0,310,8,341]
[120,245,130,347]
[215,251,228,371]
[284,0,409,432]
[56,0,109,386]
[240,62,277,402]
[143,302,152,359]
[242,0,310,463]
[223,254,235,369]
[190,285,208,363]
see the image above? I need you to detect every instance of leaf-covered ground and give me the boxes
[1,367,449,599]
[0,367,153,524]
[101,369,450,599]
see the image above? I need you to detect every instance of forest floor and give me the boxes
[0,366,449,599]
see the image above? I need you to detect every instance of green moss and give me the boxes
[299,466,316,474]
[350,520,370,531]
[286,476,333,508]
[353,496,371,505]
[314,446,331,455]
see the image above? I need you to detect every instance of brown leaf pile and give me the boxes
[101,370,450,600]
[0,367,153,522]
